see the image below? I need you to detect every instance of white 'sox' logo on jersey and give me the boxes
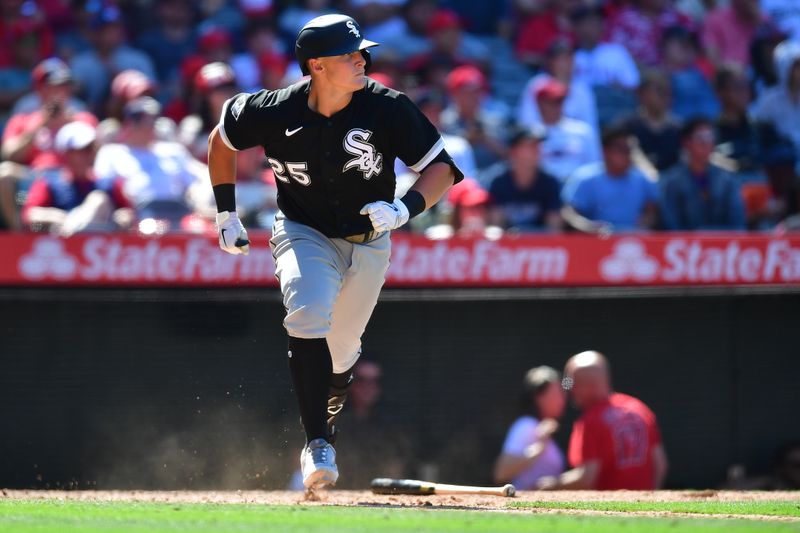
[343,128,382,180]
[346,20,360,38]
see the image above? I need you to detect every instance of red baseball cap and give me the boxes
[534,78,568,101]
[199,27,232,53]
[449,178,489,207]
[446,65,487,93]
[195,62,237,93]
[111,69,156,101]
[258,52,288,78]
[427,10,461,34]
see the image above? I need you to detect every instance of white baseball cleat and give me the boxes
[301,438,339,489]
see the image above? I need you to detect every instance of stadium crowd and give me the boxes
[1,0,800,237]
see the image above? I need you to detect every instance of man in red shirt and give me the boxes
[538,350,668,490]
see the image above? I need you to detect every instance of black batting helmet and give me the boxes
[295,14,379,75]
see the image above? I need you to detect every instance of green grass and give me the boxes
[0,500,798,533]
[510,499,800,518]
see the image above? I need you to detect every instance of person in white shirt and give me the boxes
[493,366,567,490]
[94,97,211,224]
[533,79,602,183]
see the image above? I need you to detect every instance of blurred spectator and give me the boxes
[761,0,800,42]
[624,69,682,172]
[751,40,800,171]
[703,0,773,69]
[609,0,694,67]
[413,89,477,180]
[178,62,238,161]
[518,41,599,135]
[514,0,581,69]
[726,441,800,490]
[378,0,437,61]
[278,0,335,38]
[571,6,639,126]
[493,366,566,490]
[346,0,406,44]
[428,177,502,239]
[488,126,564,232]
[136,0,198,85]
[440,0,514,36]
[105,69,158,123]
[229,19,286,93]
[537,351,668,490]
[440,65,510,172]
[750,25,789,94]
[0,21,46,126]
[660,118,746,230]
[2,58,98,170]
[0,4,54,69]
[561,125,659,234]
[22,121,132,235]
[93,97,210,228]
[69,5,156,112]
[661,27,720,121]
[257,52,289,91]
[196,26,234,65]
[406,8,490,87]
[53,2,94,62]
[533,79,601,184]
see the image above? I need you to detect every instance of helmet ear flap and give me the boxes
[361,49,372,73]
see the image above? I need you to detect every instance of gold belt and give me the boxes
[343,230,381,244]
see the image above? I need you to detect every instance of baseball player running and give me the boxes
[207,14,463,489]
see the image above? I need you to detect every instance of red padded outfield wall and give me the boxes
[1,232,799,287]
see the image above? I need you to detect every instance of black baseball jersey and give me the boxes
[218,78,464,238]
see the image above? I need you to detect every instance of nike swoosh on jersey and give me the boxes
[285,126,303,136]
[220,228,228,244]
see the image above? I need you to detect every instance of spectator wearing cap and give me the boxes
[561,125,660,234]
[533,78,601,184]
[440,65,510,173]
[230,20,287,93]
[408,8,490,79]
[488,126,564,232]
[608,0,695,67]
[514,0,580,69]
[136,0,198,84]
[623,69,682,172]
[660,118,746,230]
[0,7,54,69]
[425,177,499,239]
[571,6,639,126]
[197,26,234,65]
[106,69,158,121]
[518,41,599,137]
[93,97,211,227]
[493,366,567,490]
[661,27,720,122]
[69,5,155,111]
[178,62,239,161]
[22,121,132,236]
[2,58,98,172]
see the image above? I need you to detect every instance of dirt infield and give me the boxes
[2,489,799,516]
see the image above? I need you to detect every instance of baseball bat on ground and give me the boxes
[371,478,516,497]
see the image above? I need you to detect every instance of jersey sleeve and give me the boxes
[218,90,273,152]
[392,93,464,183]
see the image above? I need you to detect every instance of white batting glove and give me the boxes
[359,199,409,233]
[216,211,250,255]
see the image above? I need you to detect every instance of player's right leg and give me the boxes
[270,215,348,488]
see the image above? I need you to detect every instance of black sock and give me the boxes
[287,336,333,444]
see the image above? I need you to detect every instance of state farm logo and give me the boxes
[599,238,659,282]
[18,238,78,280]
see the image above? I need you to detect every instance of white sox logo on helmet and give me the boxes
[343,128,382,180]
[346,20,360,38]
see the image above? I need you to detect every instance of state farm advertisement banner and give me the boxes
[0,232,799,287]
